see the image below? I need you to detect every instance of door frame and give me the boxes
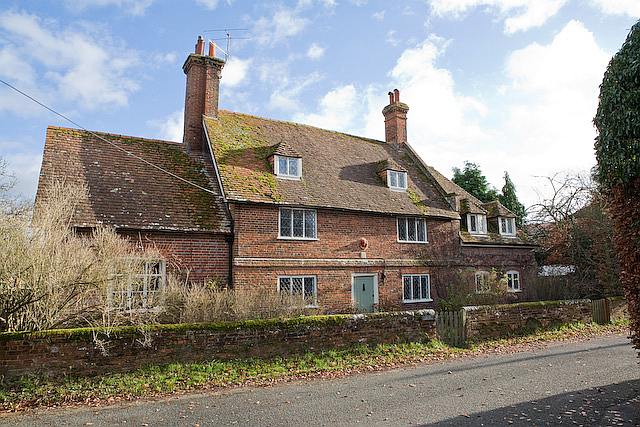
[351,273,379,308]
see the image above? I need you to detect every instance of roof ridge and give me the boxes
[214,110,386,145]
[47,125,183,146]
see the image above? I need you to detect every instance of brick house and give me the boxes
[36,37,537,313]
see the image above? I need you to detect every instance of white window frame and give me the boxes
[499,217,516,236]
[467,213,487,235]
[109,260,166,311]
[274,155,302,180]
[506,270,521,292]
[402,274,432,303]
[387,170,407,191]
[277,275,318,308]
[475,270,490,293]
[397,217,428,243]
[278,207,318,240]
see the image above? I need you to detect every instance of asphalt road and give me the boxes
[1,335,638,426]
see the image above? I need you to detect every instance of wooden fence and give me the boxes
[436,309,466,347]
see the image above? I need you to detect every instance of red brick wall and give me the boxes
[460,245,538,300]
[230,203,459,260]
[0,311,436,380]
[119,230,230,285]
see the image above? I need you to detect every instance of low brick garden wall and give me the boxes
[0,298,629,381]
[0,310,436,381]
[464,299,594,341]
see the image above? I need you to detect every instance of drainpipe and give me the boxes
[225,217,235,289]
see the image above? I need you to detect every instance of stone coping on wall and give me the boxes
[462,298,592,312]
[0,309,436,342]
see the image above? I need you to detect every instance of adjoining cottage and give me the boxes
[36,36,537,313]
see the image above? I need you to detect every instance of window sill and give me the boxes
[397,240,428,244]
[389,187,407,192]
[277,236,319,241]
[507,289,522,293]
[275,175,301,181]
[469,232,488,236]
[403,299,433,303]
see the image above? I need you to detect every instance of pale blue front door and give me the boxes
[353,275,376,312]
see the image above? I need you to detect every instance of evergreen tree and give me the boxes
[499,172,525,226]
[452,161,499,203]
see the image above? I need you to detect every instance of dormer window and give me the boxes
[467,213,487,235]
[499,217,516,236]
[387,170,407,191]
[275,155,301,179]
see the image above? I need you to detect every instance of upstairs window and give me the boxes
[275,155,302,179]
[506,270,521,292]
[397,217,427,243]
[467,213,487,235]
[499,217,516,236]
[279,207,317,239]
[387,170,407,191]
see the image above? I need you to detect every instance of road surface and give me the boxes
[1,335,638,426]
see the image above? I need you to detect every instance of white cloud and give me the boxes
[306,43,326,60]
[293,85,361,130]
[152,51,178,64]
[0,140,42,201]
[429,0,568,34]
[497,20,610,202]
[386,30,400,46]
[194,0,234,10]
[268,72,323,111]
[65,0,154,15]
[590,0,640,17]
[372,10,386,21]
[0,11,140,114]
[148,110,183,142]
[221,57,252,87]
[292,21,609,206]
[253,6,309,46]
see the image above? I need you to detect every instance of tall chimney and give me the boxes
[382,88,409,146]
[182,36,225,152]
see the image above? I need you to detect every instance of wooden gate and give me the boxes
[436,309,466,347]
[592,298,611,324]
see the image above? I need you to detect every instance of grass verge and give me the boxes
[0,321,629,411]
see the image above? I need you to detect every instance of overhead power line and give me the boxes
[0,78,217,195]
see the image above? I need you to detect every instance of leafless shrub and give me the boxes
[161,276,308,323]
[0,180,160,333]
[436,269,514,311]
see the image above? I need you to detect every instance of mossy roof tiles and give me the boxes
[204,111,459,219]
[37,126,231,232]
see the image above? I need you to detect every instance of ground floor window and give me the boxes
[110,260,166,311]
[402,274,431,303]
[475,270,490,293]
[278,275,317,307]
[506,270,521,292]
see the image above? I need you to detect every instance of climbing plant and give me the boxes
[593,20,640,353]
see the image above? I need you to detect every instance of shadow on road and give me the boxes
[428,379,640,426]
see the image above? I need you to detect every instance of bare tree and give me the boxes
[527,171,620,298]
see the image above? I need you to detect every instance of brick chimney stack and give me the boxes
[182,36,225,152]
[382,89,409,146]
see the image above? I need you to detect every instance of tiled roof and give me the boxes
[271,141,302,158]
[459,231,536,247]
[204,111,459,219]
[423,165,487,214]
[37,126,231,233]
[376,158,407,173]
[482,200,516,218]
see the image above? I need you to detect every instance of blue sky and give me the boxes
[0,0,638,206]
